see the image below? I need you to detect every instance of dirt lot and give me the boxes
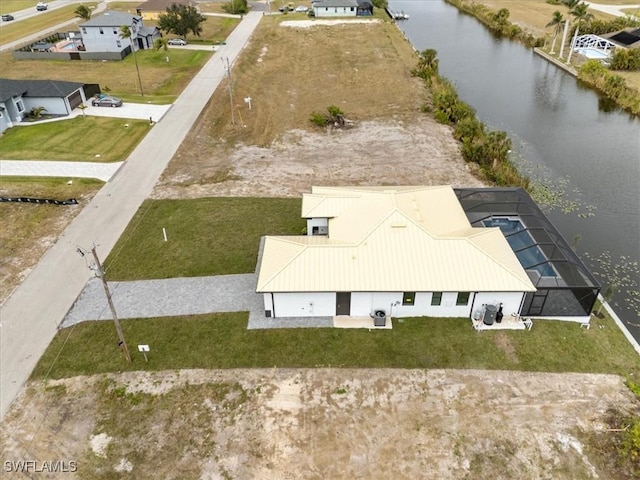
[154,18,484,199]
[1,369,637,479]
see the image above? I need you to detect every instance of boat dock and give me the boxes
[385,7,409,20]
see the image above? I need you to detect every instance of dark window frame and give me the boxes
[402,292,415,306]
[431,292,442,306]
[456,292,470,306]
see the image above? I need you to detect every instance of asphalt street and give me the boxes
[0,9,265,419]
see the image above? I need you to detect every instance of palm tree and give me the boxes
[546,11,564,54]
[154,37,169,63]
[119,25,144,96]
[567,2,594,63]
[74,5,91,21]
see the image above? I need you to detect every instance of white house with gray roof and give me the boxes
[256,186,537,321]
[313,0,358,17]
[0,79,90,133]
[80,11,159,54]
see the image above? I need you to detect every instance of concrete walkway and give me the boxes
[0,160,123,182]
[0,10,265,420]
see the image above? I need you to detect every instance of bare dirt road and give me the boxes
[1,368,636,479]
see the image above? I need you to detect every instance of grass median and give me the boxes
[0,116,150,161]
[32,311,640,379]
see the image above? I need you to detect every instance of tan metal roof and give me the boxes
[257,186,536,293]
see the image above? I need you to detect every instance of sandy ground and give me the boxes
[1,368,636,479]
[153,118,484,199]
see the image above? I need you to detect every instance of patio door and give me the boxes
[336,292,351,316]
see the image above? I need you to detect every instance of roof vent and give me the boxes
[391,222,406,228]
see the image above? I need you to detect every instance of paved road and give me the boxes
[0,10,265,420]
[0,0,109,53]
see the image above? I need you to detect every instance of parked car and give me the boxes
[36,2,48,11]
[295,5,309,12]
[167,38,187,46]
[278,5,294,12]
[1,14,15,21]
[92,95,123,107]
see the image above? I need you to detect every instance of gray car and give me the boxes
[92,95,123,107]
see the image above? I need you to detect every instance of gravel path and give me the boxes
[62,274,332,329]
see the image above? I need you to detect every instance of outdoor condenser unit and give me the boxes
[374,310,387,327]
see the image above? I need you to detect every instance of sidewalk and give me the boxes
[0,160,123,182]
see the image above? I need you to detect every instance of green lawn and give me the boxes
[0,5,97,45]
[0,117,150,161]
[104,197,306,280]
[0,0,38,14]
[32,312,640,380]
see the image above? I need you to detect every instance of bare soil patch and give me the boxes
[155,18,483,199]
[1,369,636,479]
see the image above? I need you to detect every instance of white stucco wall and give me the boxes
[306,217,328,236]
[23,97,68,115]
[314,6,357,17]
[272,292,336,317]
[470,292,526,320]
[351,292,474,318]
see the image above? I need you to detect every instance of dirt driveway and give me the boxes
[1,368,635,479]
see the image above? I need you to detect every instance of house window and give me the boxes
[113,28,118,34]
[116,40,121,47]
[402,292,415,306]
[99,27,104,34]
[350,7,354,11]
[456,292,470,306]
[431,292,442,306]
[81,27,87,34]
[16,100,24,112]
[334,7,338,12]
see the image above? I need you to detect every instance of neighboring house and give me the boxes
[135,0,199,21]
[0,79,92,133]
[313,0,358,18]
[80,11,160,53]
[256,186,538,321]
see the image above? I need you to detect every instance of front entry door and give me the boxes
[336,292,351,316]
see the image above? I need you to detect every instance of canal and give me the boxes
[391,0,640,337]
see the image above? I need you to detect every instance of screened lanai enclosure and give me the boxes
[454,188,600,319]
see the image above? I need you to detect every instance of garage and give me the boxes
[67,89,83,110]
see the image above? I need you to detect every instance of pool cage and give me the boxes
[454,188,600,318]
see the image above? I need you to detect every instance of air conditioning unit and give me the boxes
[374,310,386,327]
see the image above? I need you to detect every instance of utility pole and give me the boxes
[79,245,132,364]
[224,57,235,125]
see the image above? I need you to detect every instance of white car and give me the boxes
[167,38,187,46]
[36,2,48,11]
[295,5,309,12]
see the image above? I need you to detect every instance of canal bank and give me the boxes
[391,0,639,340]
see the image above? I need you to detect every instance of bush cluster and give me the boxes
[412,50,528,188]
[579,60,640,113]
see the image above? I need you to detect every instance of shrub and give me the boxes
[610,48,640,71]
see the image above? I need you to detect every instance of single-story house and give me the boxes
[313,0,358,18]
[135,0,199,21]
[256,186,538,321]
[0,79,92,133]
[80,11,160,53]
